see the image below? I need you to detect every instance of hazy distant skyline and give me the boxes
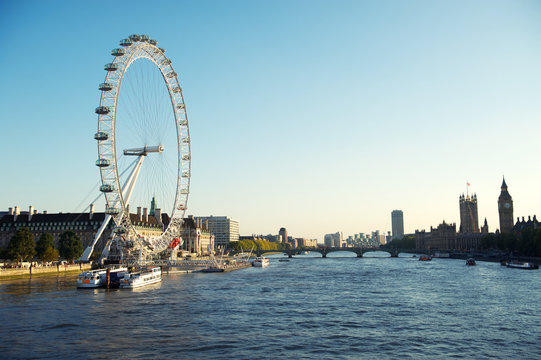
[1,0,541,241]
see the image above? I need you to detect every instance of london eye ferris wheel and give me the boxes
[85,34,191,261]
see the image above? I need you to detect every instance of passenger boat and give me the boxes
[77,267,127,288]
[252,257,270,267]
[466,258,476,266]
[119,266,162,289]
[419,255,432,261]
[433,252,450,258]
[506,262,539,270]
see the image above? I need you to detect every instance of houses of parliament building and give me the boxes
[416,177,525,250]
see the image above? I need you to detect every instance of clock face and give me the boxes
[504,202,511,209]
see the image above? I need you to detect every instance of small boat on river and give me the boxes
[119,266,162,289]
[77,267,127,288]
[506,262,539,270]
[252,257,270,267]
[433,252,450,258]
[466,258,476,266]
[419,255,432,261]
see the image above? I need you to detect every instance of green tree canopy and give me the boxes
[36,233,57,261]
[58,231,83,261]
[480,230,541,256]
[41,247,60,262]
[8,227,36,263]
[384,235,416,249]
[228,239,289,252]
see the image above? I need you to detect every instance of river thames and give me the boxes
[1,252,540,359]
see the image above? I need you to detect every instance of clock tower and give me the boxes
[498,177,514,233]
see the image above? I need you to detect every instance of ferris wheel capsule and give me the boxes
[95,159,111,167]
[95,106,111,115]
[100,184,115,193]
[99,83,114,91]
[105,207,121,215]
[111,48,126,57]
[94,132,109,141]
[104,63,119,71]
[120,39,133,47]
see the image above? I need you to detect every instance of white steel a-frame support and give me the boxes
[79,155,146,262]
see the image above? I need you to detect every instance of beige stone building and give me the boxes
[180,216,214,256]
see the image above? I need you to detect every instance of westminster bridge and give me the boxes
[230,247,427,258]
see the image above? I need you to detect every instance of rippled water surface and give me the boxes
[1,252,541,359]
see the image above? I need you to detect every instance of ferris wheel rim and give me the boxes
[95,34,191,252]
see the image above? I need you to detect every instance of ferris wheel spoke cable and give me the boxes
[73,157,139,214]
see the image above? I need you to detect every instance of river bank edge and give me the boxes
[0,263,92,280]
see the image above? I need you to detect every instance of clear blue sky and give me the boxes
[1,0,541,241]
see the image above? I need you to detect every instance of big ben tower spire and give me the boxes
[498,177,514,233]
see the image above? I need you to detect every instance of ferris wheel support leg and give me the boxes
[97,155,145,263]
[79,213,113,262]
[122,155,145,205]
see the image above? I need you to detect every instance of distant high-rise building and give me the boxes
[498,177,514,233]
[279,227,288,244]
[194,216,239,249]
[324,232,343,247]
[391,210,404,239]
[459,194,479,233]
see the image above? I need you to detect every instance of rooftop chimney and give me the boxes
[28,206,34,221]
[33,210,38,215]
[137,207,142,222]
[43,210,48,215]
[143,207,148,223]
[8,207,13,215]
[89,204,95,220]
[14,206,20,221]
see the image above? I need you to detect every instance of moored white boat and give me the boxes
[119,267,162,289]
[77,269,107,288]
[77,267,128,288]
[252,257,270,267]
[506,262,539,270]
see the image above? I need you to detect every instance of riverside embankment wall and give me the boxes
[0,263,91,278]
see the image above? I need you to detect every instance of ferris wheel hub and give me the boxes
[123,145,164,156]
